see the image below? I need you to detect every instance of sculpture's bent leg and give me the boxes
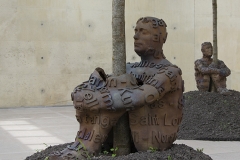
[196,75,210,91]
[49,109,125,160]
[211,74,230,95]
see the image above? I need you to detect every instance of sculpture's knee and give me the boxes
[211,74,227,88]
[196,76,210,91]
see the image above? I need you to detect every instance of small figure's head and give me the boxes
[201,42,213,57]
[133,17,167,58]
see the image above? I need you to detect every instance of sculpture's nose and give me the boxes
[133,32,139,40]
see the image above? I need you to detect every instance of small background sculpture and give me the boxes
[194,42,231,95]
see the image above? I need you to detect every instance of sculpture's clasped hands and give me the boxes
[206,63,220,74]
[71,68,159,112]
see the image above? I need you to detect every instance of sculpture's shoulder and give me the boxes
[163,64,183,82]
[217,59,225,65]
[195,58,213,69]
[157,59,182,77]
[126,59,182,76]
[217,59,230,69]
[194,58,204,66]
[126,62,135,72]
[153,61,183,93]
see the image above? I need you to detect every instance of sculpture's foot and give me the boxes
[48,141,92,160]
[217,88,231,95]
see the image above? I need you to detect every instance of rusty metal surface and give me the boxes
[49,17,184,159]
[194,42,231,95]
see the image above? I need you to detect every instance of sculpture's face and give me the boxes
[133,21,158,56]
[202,44,213,57]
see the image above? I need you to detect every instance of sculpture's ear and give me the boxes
[163,32,168,43]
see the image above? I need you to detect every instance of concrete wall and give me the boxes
[0,0,239,108]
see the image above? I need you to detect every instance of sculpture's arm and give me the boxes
[218,60,231,77]
[194,60,219,74]
[72,66,182,112]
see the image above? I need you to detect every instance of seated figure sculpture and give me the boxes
[194,42,231,94]
[49,17,184,160]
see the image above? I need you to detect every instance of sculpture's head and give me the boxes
[134,17,167,59]
[201,42,213,57]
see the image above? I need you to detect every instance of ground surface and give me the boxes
[26,90,240,160]
[25,143,212,160]
[178,90,240,141]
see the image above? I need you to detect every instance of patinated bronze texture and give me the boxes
[49,17,184,160]
[195,42,231,95]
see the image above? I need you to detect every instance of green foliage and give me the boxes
[220,121,228,129]
[148,146,157,153]
[110,147,118,157]
[44,156,49,160]
[167,155,172,160]
[35,143,49,153]
[103,150,109,155]
[77,138,91,159]
[43,143,49,148]
[77,138,86,150]
[186,95,191,99]
[196,148,204,152]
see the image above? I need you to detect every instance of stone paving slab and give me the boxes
[0,106,78,160]
[0,106,239,160]
[175,140,240,160]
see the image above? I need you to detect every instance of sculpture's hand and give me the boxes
[207,62,220,74]
[94,67,108,81]
[73,67,108,92]
[210,68,220,74]
[209,62,218,68]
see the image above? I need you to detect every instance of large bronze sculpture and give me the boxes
[49,17,184,160]
[194,42,231,95]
